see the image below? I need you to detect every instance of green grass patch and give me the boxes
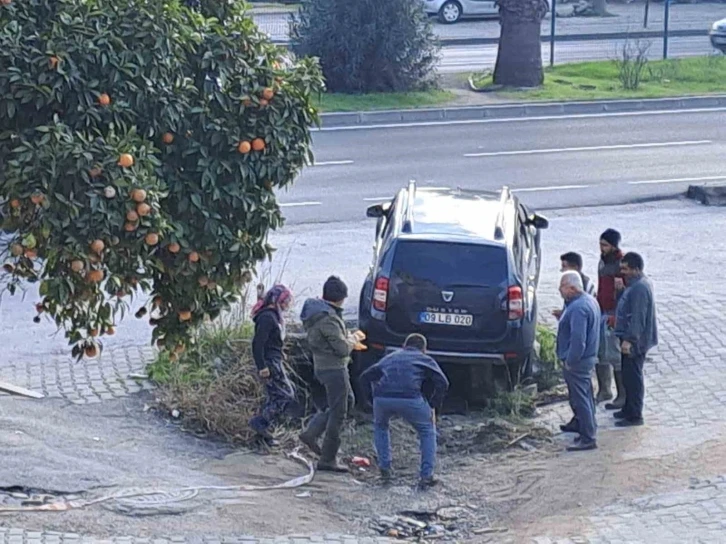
[471,55,726,101]
[315,89,456,113]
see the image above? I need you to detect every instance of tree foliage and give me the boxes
[0,0,323,359]
[290,0,440,93]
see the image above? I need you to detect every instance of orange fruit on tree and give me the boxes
[30,193,45,205]
[9,199,21,209]
[71,260,85,273]
[87,269,105,283]
[126,210,139,222]
[124,222,137,232]
[1,0,13,6]
[252,138,266,152]
[90,239,105,254]
[84,343,99,358]
[107,326,116,336]
[49,56,59,69]
[262,88,275,101]
[237,141,252,154]
[188,251,200,263]
[162,133,174,144]
[10,243,23,257]
[98,93,111,106]
[152,295,163,307]
[178,310,192,322]
[145,232,159,246]
[118,154,134,168]
[130,188,147,202]
[259,98,269,107]
[24,249,37,260]
[136,202,151,216]
[167,242,181,254]
[207,281,217,290]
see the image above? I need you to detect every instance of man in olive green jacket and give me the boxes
[299,276,361,472]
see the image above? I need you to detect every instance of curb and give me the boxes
[318,95,726,129]
[270,28,707,47]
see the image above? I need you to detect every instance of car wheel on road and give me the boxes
[438,0,462,24]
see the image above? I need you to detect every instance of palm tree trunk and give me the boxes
[493,0,549,88]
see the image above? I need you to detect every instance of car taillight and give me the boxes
[373,277,389,312]
[508,286,524,320]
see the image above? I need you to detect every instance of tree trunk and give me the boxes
[591,0,607,16]
[493,0,549,88]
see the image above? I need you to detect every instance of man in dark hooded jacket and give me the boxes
[298,276,360,473]
[360,334,449,490]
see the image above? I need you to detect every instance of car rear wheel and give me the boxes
[438,0,462,24]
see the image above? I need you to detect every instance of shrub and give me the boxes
[290,0,440,93]
[0,0,323,359]
[534,324,561,391]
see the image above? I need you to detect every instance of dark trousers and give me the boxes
[622,352,646,420]
[302,368,355,464]
[564,367,597,443]
[250,365,295,433]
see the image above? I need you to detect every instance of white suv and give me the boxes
[423,0,499,24]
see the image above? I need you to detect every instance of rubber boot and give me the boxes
[605,370,626,410]
[595,364,613,403]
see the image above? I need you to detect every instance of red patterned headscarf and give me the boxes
[251,284,293,320]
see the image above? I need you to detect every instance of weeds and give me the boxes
[534,324,561,392]
[616,38,651,90]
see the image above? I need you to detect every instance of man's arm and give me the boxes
[319,317,356,357]
[359,362,383,394]
[565,305,588,369]
[424,358,450,410]
[623,284,649,345]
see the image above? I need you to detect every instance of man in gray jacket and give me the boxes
[556,271,601,451]
[614,252,658,427]
[298,276,361,473]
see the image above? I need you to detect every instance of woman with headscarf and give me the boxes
[249,284,295,445]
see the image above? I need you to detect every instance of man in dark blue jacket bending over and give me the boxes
[360,333,449,490]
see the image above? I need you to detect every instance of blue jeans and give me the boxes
[373,396,436,479]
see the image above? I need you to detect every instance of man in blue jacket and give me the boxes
[360,334,449,490]
[613,252,658,427]
[557,271,601,451]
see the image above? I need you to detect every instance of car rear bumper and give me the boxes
[710,31,726,48]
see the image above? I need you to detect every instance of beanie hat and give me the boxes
[323,275,348,302]
[600,228,621,248]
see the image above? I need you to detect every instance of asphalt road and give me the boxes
[279,109,726,226]
[439,35,718,73]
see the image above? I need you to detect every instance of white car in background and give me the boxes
[711,18,726,53]
[423,0,499,24]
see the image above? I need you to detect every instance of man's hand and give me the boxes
[352,330,366,342]
[551,309,563,320]
[614,278,625,292]
[621,340,632,356]
[259,368,271,379]
[607,315,617,328]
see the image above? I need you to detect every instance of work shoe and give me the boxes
[559,418,579,433]
[613,410,630,420]
[615,418,644,428]
[566,440,598,452]
[298,433,322,456]
[317,461,350,473]
[380,468,394,484]
[595,365,613,402]
[605,370,626,410]
[417,477,439,491]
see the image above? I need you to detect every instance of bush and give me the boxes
[290,0,440,93]
[534,324,561,391]
[0,0,323,359]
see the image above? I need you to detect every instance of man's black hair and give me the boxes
[560,252,584,270]
[404,333,427,352]
[622,252,645,271]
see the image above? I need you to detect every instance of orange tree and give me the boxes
[0,0,322,359]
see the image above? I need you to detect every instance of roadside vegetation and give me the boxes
[317,90,456,112]
[470,55,726,101]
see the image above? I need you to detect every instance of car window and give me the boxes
[392,241,507,286]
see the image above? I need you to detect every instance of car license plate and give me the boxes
[419,312,473,327]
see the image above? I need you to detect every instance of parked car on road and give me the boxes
[423,0,499,24]
[711,18,726,53]
[355,182,550,404]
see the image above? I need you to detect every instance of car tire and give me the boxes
[438,0,462,24]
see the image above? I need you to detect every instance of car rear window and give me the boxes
[392,241,508,286]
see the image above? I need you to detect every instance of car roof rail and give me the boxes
[493,186,510,240]
[401,179,416,233]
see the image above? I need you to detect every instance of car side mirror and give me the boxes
[527,213,549,229]
[367,204,385,218]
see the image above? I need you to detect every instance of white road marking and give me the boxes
[627,175,726,186]
[279,201,322,208]
[513,185,590,193]
[363,197,392,202]
[311,160,354,166]
[464,140,713,158]
[314,106,726,132]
